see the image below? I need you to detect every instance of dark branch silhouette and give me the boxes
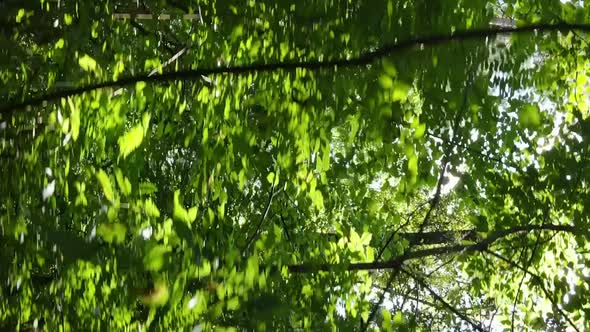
[287,223,575,273]
[3,23,590,114]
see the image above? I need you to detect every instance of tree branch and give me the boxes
[287,223,575,273]
[3,23,590,113]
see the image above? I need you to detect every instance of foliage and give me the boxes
[1,0,590,331]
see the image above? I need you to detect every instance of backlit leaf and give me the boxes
[96,169,114,202]
[78,54,97,72]
[118,124,144,158]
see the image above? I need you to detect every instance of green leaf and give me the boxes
[350,229,360,246]
[139,182,158,195]
[188,207,198,222]
[302,284,313,298]
[392,81,411,101]
[144,245,170,271]
[208,208,215,224]
[173,190,187,220]
[118,124,144,158]
[142,112,151,135]
[382,59,398,77]
[414,123,426,138]
[170,274,186,307]
[96,169,114,202]
[173,190,196,224]
[379,75,394,89]
[245,256,259,287]
[266,172,275,184]
[519,104,541,129]
[114,168,132,196]
[230,25,243,41]
[16,9,25,23]
[144,198,160,218]
[407,155,418,176]
[74,182,87,206]
[361,310,370,323]
[227,297,240,310]
[393,312,405,326]
[97,223,127,244]
[67,98,80,141]
[238,169,246,190]
[310,190,324,210]
[64,13,73,25]
[198,260,211,278]
[136,81,146,93]
[360,232,372,246]
[383,309,392,322]
[78,54,97,72]
[280,42,289,60]
[139,281,169,307]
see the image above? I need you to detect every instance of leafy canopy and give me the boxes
[2,0,590,331]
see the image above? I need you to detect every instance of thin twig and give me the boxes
[243,166,278,251]
[510,229,542,332]
[365,254,458,331]
[279,215,292,243]
[400,267,486,332]
[484,243,521,332]
[376,199,429,261]
[485,250,581,332]
[360,270,399,332]
[364,198,430,330]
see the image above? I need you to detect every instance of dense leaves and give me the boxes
[2,0,590,331]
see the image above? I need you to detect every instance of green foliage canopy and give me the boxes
[2,0,590,331]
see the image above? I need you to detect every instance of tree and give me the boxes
[1,0,590,331]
